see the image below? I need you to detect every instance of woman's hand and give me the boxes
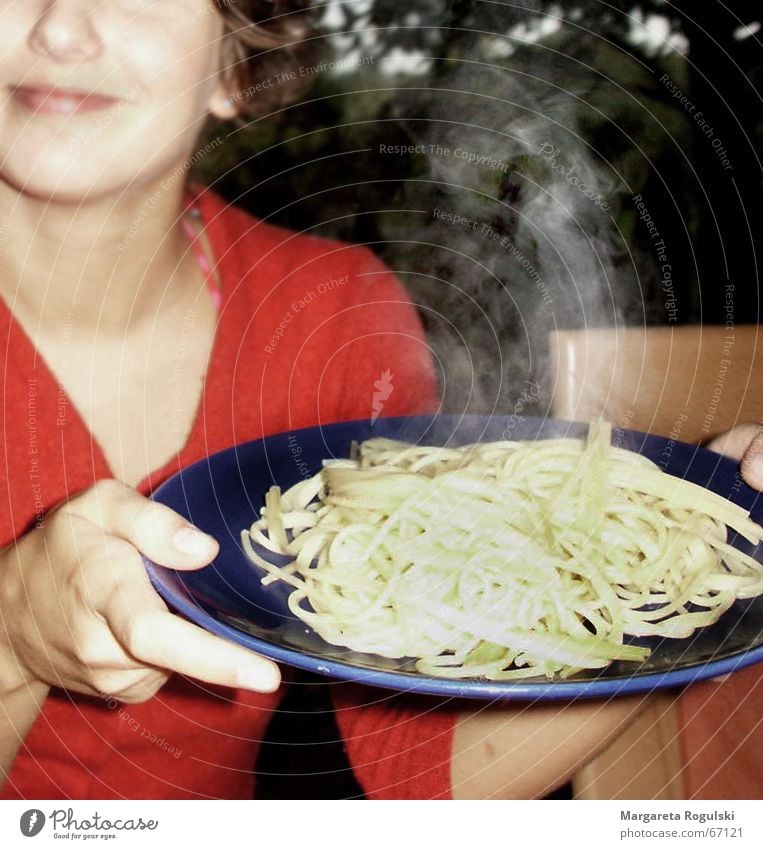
[706,423,763,490]
[0,479,280,704]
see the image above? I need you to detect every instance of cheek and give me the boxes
[116,38,220,177]
[112,15,223,155]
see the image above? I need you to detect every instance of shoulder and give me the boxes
[198,190,410,305]
[195,192,438,423]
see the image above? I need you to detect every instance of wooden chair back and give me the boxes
[549,325,762,441]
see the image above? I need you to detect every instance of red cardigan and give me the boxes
[0,191,456,800]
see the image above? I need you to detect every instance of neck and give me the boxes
[0,178,193,336]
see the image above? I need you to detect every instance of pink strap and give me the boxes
[181,203,222,310]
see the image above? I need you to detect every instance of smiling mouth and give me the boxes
[11,85,122,115]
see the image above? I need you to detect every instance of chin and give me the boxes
[0,154,145,205]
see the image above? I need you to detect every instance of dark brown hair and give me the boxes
[215,0,318,119]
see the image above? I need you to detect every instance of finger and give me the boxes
[706,423,763,463]
[71,479,218,571]
[740,430,763,491]
[128,611,280,692]
[104,584,280,692]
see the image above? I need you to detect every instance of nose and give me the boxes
[29,1,103,63]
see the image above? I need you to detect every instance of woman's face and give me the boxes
[0,0,234,202]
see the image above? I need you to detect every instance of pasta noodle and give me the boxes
[241,421,763,680]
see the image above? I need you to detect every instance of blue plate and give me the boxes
[144,416,763,700]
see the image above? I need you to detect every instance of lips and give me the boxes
[11,85,121,115]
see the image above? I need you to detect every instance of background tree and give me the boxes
[200,1,761,411]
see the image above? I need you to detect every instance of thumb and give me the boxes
[706,424,763,490]
[740,430,763,491]
[71,479,219,570]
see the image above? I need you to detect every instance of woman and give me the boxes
[0,0,447,799]
[0,0,760,800]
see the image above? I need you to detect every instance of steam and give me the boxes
[382,50,658,415]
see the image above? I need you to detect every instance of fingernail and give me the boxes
[238,665,281,693]
[750,452,763,481]
[172,525,215,556]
